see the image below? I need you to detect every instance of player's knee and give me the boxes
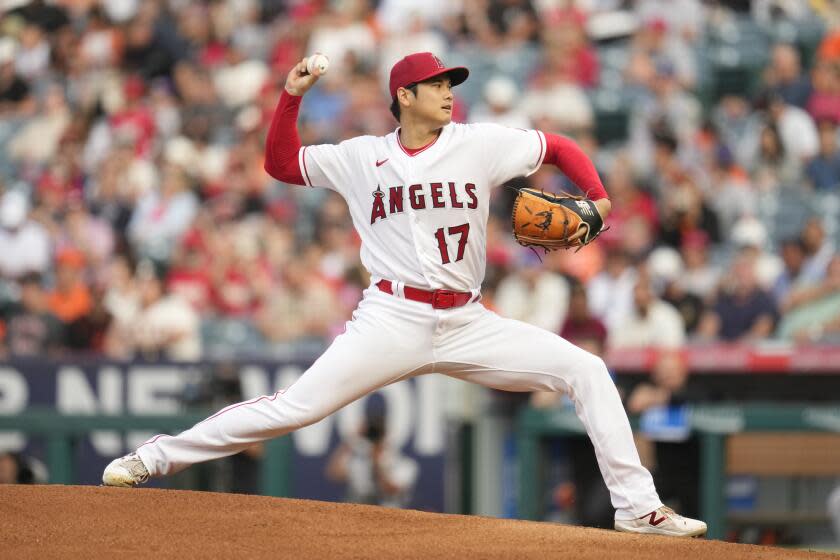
[567,352,611,390]
[577,351,608,376]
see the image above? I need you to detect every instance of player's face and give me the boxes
[410,77,453,126]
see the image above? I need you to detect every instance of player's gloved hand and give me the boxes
[285,56,324,97]
[511,188,608,252]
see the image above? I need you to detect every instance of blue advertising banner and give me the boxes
[0,360,446,511]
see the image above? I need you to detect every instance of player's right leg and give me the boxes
[103,289,435,485]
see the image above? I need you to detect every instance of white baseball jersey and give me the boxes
[298,122,546,291]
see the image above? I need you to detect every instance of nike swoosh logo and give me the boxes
[376,158,389,167]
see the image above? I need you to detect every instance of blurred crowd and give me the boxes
[1,0,840,361]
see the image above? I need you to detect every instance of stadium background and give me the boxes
[1,0,840,551]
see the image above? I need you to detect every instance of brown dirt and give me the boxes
[0,485,835,559]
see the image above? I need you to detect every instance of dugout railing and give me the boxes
[0,409,293,497]
[517,403,840,540]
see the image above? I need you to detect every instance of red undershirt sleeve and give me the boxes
[541,132,608,201]
[264,90,306,185]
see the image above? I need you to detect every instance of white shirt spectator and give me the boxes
[609,299,686,349]
[379,19,448,89]
[521,81,593,132]
[307,17,377,69]
[496,271,570,333]
[777,104,819,161]
[0,191,50,280]
[213,59,269,107]
[8,88,70,165]
[133,294,201,361]
[376,0,455,33]
[469,75,532,128]
[588,267,637,331]
[680,266,720,300]
[0,222,50,280]
[128,187,198,261]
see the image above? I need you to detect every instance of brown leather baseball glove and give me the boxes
[511,188,606,252]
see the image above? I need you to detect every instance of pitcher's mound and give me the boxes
[0,485,832,559]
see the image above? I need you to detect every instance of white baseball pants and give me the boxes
[136,285,662,520]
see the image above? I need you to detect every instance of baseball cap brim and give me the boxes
[408,66,469,90]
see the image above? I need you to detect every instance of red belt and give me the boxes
[376,279,476,310]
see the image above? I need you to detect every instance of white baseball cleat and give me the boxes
[102,453,150,487]
[614,506,707,537]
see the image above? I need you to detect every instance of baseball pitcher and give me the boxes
[103,52,706,537]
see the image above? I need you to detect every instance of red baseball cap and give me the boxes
[389,52,469,100]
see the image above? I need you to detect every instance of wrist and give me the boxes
[284,85,304,97]
[593,198,612,220]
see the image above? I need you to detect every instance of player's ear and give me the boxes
[397,86,414,108]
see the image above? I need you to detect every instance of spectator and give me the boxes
[697,252,779,341]
[0,451,38,484]
[0,38,34,117]
[2,272,63,357]
[101,254,139,357]
[307,2,377,72]
[59,197,116,268]
[469,75,531,128]
[542,9,599,89]
[705,144,756,231]
[560,280,608,354]
[521,43,594,134]
[122,15,174,80]
[628,18,696,90]
[750,123,801,190]
[626,350,700,518]
[658,176,721,249]
[255,248,339,344]
[712,95,759,169]
[763,43,812,109]
[14,22,51,81]
[805,120,840,191]
[608,272,686,349]
[807,59,840,123]
[208,220,273,318]
[326,413,418,508]
[648,247,704,335]
[112,262,201,361]
[46,247,93,325]
[127,163,198,263]
[764,93,819,162]
[8,84,71,168]
[587,248,637,331]
[496,250,570,333]
[800,217,834,283]
[599,156,659,250]
[772,237,808,307]
[777,255,840,342]
[678,230,719,300]
[0,190,50,280]
[730,217,783,290]
[166,232,213,313]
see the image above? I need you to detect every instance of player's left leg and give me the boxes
[433,303,705,536]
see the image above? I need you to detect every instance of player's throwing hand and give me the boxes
[285,54,325,97]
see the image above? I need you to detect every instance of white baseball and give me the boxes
[306,54,329,76]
